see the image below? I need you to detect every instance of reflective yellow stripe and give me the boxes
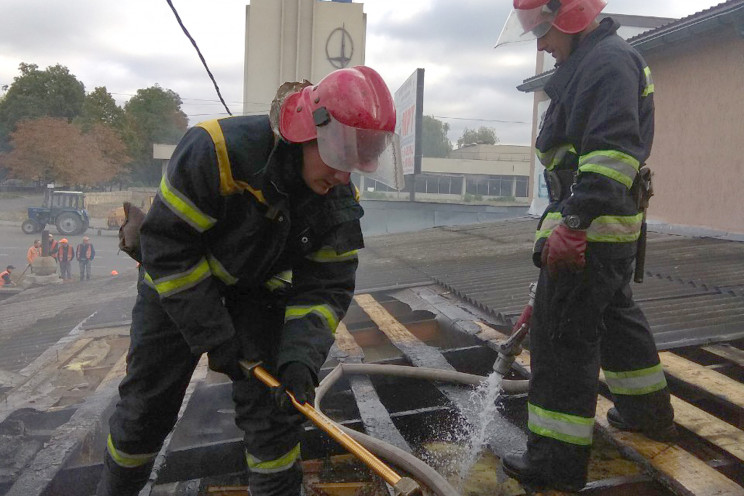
[207,253,238,285]
[605,363,667,396]
[159,174,216,232]
[148,258,211,297]
[534,212,563,242]
[106,434,157,468]
[587,213,643,243]
[265,270,293,292]
[246,444,300,474]
[528,403,594,446]
[353,184,361,201]
[285,304,339,333]
[578,150,639,189]
[197,120,267,204]
[306,246,359,263]
[536,144,576,170]
[642,66,654,97]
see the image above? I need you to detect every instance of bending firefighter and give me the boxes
[496,0,675,491]
[97,65,402,496]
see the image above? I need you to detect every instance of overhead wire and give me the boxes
[165,0,232,116]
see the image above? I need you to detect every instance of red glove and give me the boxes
[541,223,587,276]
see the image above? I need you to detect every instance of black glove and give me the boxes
[207,337,243,381]
[119,202,146,263]
[272,362,316,413]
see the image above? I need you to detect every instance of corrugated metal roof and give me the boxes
[358,217,744,350]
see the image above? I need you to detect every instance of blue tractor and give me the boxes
[21,189,90,236]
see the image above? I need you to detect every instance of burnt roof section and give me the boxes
[516,3,744,93]
[359,217,744,350]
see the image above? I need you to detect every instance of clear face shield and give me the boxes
[313,108,405,191]
[495,6,557,47]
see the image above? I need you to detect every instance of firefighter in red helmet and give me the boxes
[98,66,402,496]
[497,0,676,492]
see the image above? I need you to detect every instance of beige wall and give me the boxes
[244,0,366,116]
[645,28,744,233]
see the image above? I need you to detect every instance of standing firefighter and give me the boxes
[97,65,402,496]
[496,0,675,491]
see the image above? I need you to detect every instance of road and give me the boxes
[0,220,139,280]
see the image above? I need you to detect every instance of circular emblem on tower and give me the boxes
[325,26,354,69]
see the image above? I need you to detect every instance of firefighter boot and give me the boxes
[501,453,585,492]
[96,450,155,496]
[248,460,303,496]
[607,407,678,442]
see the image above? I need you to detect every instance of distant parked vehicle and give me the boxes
[21,189,90,236]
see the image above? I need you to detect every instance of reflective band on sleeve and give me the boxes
[605,363,668,396]
[586,213,643,243]
[159,174,216,232]
[207,253,238,285]
[642,66,655,97]
[245,444,300,474]
[353,184,361,201]
[148,258,211,297]
[265,270,293,292]
[196,120,267,204]
[306,246,359,263]
[106,434,158,468]
[285,304,339,333]
[528,403,594,446]
[534,212,563,242]
[536,144,576,170]
[578,150,639,189]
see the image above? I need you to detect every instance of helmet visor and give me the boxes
[495,7,556,47]
[315,110,405,190]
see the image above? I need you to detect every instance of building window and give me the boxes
[515,176,528,198]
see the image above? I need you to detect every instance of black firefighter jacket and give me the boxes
[139,115,364,375]
[534,18,655,260]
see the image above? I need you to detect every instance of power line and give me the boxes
[432,115,529,125]
[165,0,232,116]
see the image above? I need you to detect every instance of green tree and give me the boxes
[0,63,85,144]
[124,85,188,185]
[422,115,452,158]
[77,86,125,131]
[456,126,499,148]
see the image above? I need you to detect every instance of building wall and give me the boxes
[243,0,365,116]
[645,28,744,233]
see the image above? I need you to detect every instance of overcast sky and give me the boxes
[0,0,724,146]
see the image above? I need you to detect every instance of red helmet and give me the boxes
[497,0,606,45]
[277,66,403,189]
[279,66,396,142]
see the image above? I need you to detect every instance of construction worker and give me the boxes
[97,65,402,496]
[56,238,75,280]
[0,265,15,286]
[496,0,675,491]
[76,236,95,281]
[27,239,41,273]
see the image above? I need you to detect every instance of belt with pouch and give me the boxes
[544,169,576,202]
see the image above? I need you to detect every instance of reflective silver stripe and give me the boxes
[106,434,158,468]
[528,402,594,446]
[265,270,293,292]
[305,246,359,263]
[159,174,216,232]
[285,304,339,333]
[586,213,643,243]
[147,258,211,297]
[207,253,238,285]
[605,363,667,396]
[536,144,576,170]
[578,150,639,189]
[642,66,654,97]
[245,444,300,474]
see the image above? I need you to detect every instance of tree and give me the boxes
[0,63,86,144]
[77,86,125,131]
[456,126,499,148]
[1,117,127,187]
[123,85,188,185]
[422,115,452,158]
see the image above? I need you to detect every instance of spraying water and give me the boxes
[453,371,504,489]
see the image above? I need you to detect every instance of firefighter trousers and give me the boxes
[526,253,674,487]
[99,277,305,496]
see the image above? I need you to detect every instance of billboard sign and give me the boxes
[394,69,424,176]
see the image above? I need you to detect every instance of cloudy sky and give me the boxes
[0,0,724,146]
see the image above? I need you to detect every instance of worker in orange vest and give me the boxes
[57,238,75,280]
[27,239,41,273]
[0,265,15,286]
